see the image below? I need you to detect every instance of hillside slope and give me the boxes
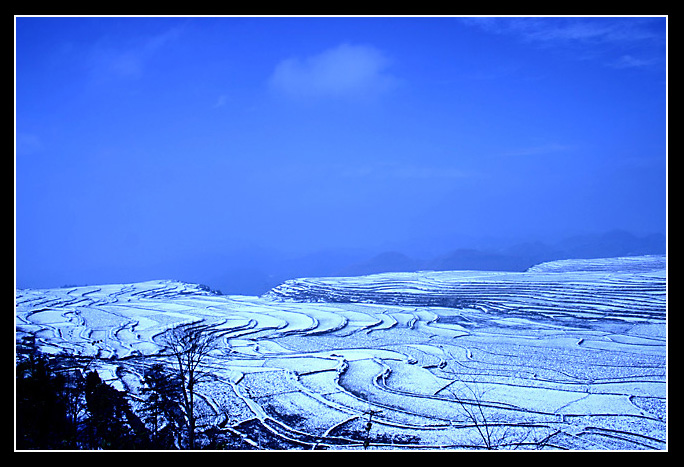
[16,255,667,450]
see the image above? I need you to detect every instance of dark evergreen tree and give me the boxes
[140,363,184,449]
[83,370,149,449]
[17,344,165,450]
[16,350,79,449]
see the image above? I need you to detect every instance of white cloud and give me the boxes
[269,43,399,100]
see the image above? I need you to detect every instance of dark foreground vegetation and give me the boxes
[17,348,184,449]
[15,326,244,450]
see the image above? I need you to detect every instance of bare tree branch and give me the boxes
[160,320,224,449]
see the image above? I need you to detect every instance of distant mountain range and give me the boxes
[209,230,665,296]
[334,230,666,278]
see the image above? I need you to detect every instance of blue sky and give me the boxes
[15,16,667,289]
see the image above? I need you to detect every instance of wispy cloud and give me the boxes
[607,54,658,69]
[213,94,228,109]
[498,143,573,158]
[463,17,661,45]
[87,25,184,81]
[338,161,477,181]
[269,43,400,100]
[16,132,43,156]
[462,16,665,69]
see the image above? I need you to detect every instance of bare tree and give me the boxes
[161,321,224,449]
[449,382,499,449]
[448,381,552,450]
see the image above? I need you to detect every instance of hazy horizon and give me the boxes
[15,16,667,293]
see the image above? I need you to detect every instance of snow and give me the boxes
[15,256,667,450]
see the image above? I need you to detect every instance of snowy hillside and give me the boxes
[527,254,666,273]
[265,255,666,323]
[15,255,667,450]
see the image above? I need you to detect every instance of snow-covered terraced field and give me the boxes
[15,255,667,450]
